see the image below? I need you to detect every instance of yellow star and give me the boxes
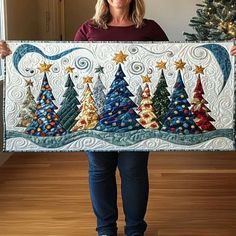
[141,75,151,83]
[175,59,186,70]
[156,60,167,70]
[113,51,128,64]
[194,65,205,75]
[38,62,52,73]
[65,66,75,74]
[83,76,93,84]
[25,79,33,87]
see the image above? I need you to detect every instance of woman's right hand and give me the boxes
[0,40,12,59]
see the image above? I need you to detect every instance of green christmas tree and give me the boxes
[184,0,236,41]
[152,61,170,128]
[57,67,80,132]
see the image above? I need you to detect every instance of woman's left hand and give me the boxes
[230,45,236,56]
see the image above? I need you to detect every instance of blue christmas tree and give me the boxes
[25,63,66,137]
[96,51,142,132]
[161,60,200,135]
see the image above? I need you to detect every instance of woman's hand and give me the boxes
[230,45,236,56]
[0,40,12,59]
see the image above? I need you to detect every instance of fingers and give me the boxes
[230,38,236,56]
[230,46,236,56]
[0,40,12,59]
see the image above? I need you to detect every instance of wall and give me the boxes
[64,0,97,40]
[5,0,39,40]
[5,0,62,40]
[145,0,200,41]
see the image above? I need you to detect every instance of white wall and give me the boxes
[145,0,200,41]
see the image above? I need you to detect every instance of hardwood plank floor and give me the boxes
[0,152,236,236]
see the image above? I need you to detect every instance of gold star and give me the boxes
[156,61,167,70]
[141,75,151,83]
[83,76,93,84]
[25,79,33,87]
[113,51,128,64]
[38,62,52,73]
[65,66,75,74]
[175,59,186,70]
[194,65,205,75]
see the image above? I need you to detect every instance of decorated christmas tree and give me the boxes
[152,61,170,128]
[191,66,216,131]
[137,75,159,129]
[161,60,200,135]
[25,62,66,137]
[17,79,37,127]
[71,76,99,131]
[57,67,80,132]
[93,66,106,115]
[184,0,236,41]
[96,51,142,132]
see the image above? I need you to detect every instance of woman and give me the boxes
[74,1,167,236]
[1,1,236,236]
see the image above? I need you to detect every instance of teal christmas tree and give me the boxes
[152,61,170,128]
[93,66,106,115]
[191,66,216,132]
[25,62,66,137]
[161,60,200,135]
[17,79,37,127]
[57,67,80,132]
[96,51,142,132]
[184,0,236,41]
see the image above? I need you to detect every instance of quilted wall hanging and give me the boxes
[2,41,235,151]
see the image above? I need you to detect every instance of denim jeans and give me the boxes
[86,151,149,236]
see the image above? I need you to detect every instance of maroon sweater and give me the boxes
[74,19,168,41]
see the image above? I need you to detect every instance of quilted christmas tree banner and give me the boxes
[2,41,235,151]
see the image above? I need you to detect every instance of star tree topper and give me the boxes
[142,75,152,83]
[25,79,34,87]
[194,65,205,75]
[113,51,128,64]
[83,76,93,84]
[156,60,167,70]
[95,66,104,74]
[65,66,75,74]
[38,62,52,73]
[175,59,186,70]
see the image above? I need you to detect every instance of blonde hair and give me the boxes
[92,0,145,28]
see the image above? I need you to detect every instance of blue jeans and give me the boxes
[86,151,149,236]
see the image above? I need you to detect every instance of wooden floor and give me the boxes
[0,152,236,236]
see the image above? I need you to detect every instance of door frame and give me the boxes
[0,0,6,39]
